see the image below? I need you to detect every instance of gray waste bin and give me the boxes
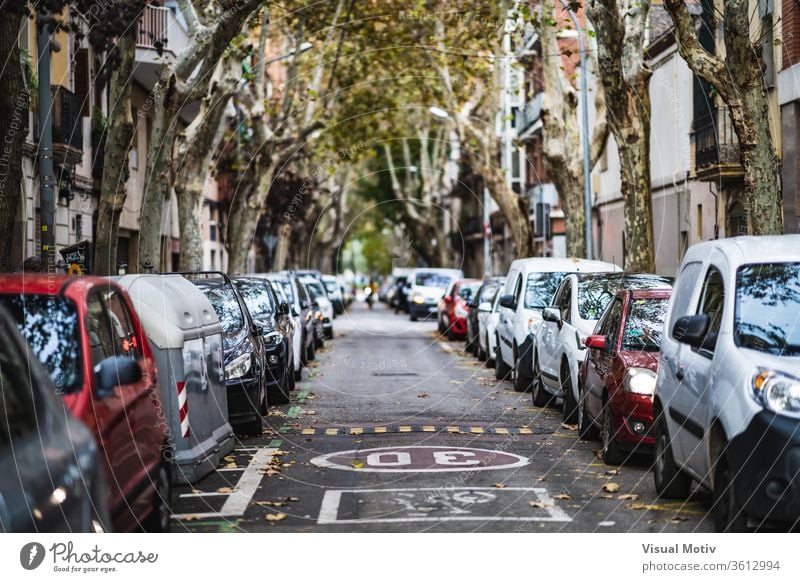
[117,274,235,484]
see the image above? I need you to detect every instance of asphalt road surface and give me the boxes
[171,302,714,533]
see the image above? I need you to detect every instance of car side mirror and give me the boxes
[499,294,516,310]
[542,307,563,328]
[312,300,320,310]
[672,314,710,348]
[585,334,606,350]
[278,301,291,315]
[94,356,141,399]
[478,301,492,313]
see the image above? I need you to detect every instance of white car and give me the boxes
[495,258,621,391]
[480,289,504,368]
[653,235,800,532]
[532,273,672,422]
[407,268,464,321]
[472,277,506,360]
[300,276,334,339]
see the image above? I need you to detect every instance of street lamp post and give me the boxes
[558,0,593,260]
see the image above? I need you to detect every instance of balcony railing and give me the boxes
[138,5,168,50]
[516,92,543,138]
[51,85,84,152]
[693,107,742,179]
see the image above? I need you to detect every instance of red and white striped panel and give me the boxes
[177,381,190,438]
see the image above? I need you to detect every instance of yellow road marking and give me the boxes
[518,427,533,435]
[349,428,363,435]
[301,428,315,435]
[494,428,509,435]
[446,426,460,433]
[422,426,436,432]
[374,426,388,433]
[470,427,484,434]
[398,426,412,433]
[325,428,338,436]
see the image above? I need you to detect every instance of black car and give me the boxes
[466,277,506,355]
[0,305,110,532]
[390,276,409,313]
[234,277,295,403]
[185,272,267,436]
[265,272,317,366]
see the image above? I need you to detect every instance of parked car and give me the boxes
[467,277,506,356]
[0,275,170,532]
[185,272,268,435]
[437,279,481,340]
[495,258,621,387]
[301,275,334,340]
[0,305,109,532]
[267,279,302,381]
[407,268,465,321]
[479,290,505,369]
[532,273,672,421]
[653,235,800,532]
[118,274,235,485]
[579,286,672,465]
[263,272,317,366]
[390,276,409,313]
[322,274,345,315]
[234,277,295,403]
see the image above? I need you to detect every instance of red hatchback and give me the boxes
[438,279,481,340]
[577,287,672,465]
[0,275,170,532]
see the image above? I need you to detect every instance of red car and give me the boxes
[438,279,481,340]
[577,287,672,465]
[0,275,170,532]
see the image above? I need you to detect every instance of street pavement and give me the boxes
[171,302,714,532]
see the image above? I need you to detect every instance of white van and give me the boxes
[407,268,464,321]
[495,257,620,390]
[653,235,800,532]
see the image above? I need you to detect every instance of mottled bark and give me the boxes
[0,15,28,272]
[587,0,655,272]
[479,156,535,260]
[664,0,782,235]
[94,24,136,276]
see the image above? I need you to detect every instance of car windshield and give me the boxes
[735,262,800,355]
[458,283,481,301]
[481,281,504,304]
[579,275,672,320]
[622,297,669,351]
[196,282,244,335]
[524,272,569,309]
[271,279,294,302]
[303,279,326,299]
[416,273,452,287]
[235,280,275,321]
[323,281,337,293]
[0,294,82,393]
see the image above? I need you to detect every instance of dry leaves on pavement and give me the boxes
[602,483,621,493]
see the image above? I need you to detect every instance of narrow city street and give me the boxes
[171,302,714,533]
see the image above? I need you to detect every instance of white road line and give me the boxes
[317,490,343,524]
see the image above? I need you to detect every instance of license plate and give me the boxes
[427,306,436,312]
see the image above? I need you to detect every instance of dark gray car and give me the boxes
[0,306,109,532]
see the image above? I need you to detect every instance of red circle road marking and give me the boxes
[310,446,530,472]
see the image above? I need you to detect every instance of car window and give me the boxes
[696,266,725,356]
[296,281,309,305]
[622,297,669,352]
[416,273,452,287]
[524,272,569,309]
[557,280,572,322]
[480,281,503,304]
[278,281,294,303]
[602,298,624,347]
[0,294,82,394]
[734,262,800,355]
[197,282,245,335]
[236,280,276,322]
[0,321,38,444]
[87,293,116,369]
[669,262,703,338]
[102,290,143,359]
[577,277,623,320]
[459,283,480,301]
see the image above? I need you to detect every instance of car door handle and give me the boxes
[675,367,685,381]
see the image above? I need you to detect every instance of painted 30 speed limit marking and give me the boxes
[310,445,530,473]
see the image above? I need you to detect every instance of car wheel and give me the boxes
[241,414,263,436]
[446,325,457,341]
[476,342,486,362]
[267,371,291,405]
[562,363,578,423]
[438,316,446,334]
[143,461,172,532]
[259,382,268,414]
[306,339,316,362]
[712,452,749,532]
[410,313,418,322]
[577,382,599,441]
[485,333,495,368]
[601,399,624,465]
[294,366,303,381]
[495,335,512,381]
[300,334,309,366]
[288,357,297,390]
[531,353,553,407]
[653,411,692,499]
[513,346,532,393]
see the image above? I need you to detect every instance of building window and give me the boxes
[210,222,217,242]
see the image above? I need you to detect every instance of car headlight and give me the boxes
[225,353,251,380]
[412,294,426,304]
[624,367,656,395]
[455,304,468,318]
[752,369,800,419]
[263,331,283,347]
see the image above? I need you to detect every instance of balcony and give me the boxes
[47,85,84,166]
[516,92,543,140]
[693,107,743,181]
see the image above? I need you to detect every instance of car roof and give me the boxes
[509,257,621,273]
[0,274,121,295]
[683,235,800,269]
[573,272,674,288]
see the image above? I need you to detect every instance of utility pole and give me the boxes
[37,15,56,272]
[558,0,593,260]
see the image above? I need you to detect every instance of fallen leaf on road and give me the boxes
[302,410,317,415]
[287,497,299,502]
[259,469,281,476]
[216,486,235,494]
[417,392,429,398]
[553,493,571,500]
[448,380,463,385]
[493,483,506,488]
[536,477,548,482]
[223,455,236,463]
[605,469,620,476]
[351,460,364,469]
[625,503,653,510]
[669,516,690,523]
[528,501,549,509]
[602,483,621,493]
[560,423,578,431]
[598,494,614,499]
[256,501,286,507]
[618,493,639,500]
[265,513,286,522]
